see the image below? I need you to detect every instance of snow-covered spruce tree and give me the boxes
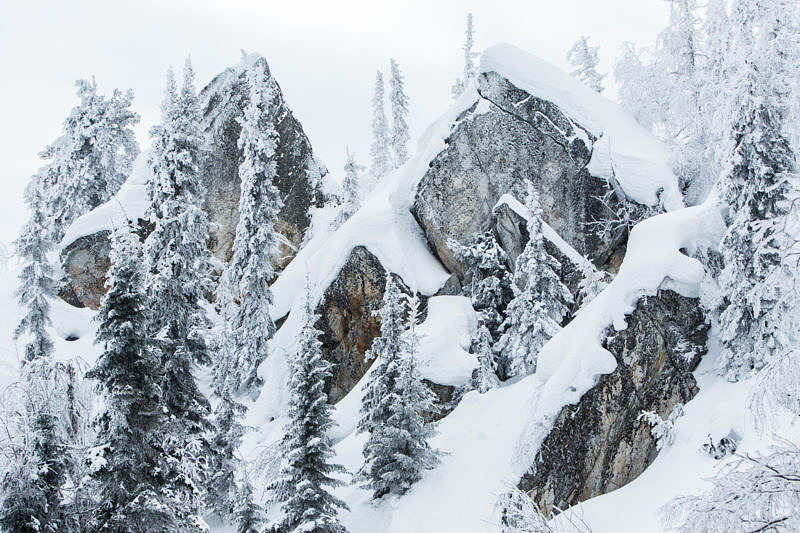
[451,12,479,99]
[470,322,498,394]
[335,147,363,227]
[359,292,439,499]
[576,257,608,312]
[233,470,265,533]
[213,59,281,400]
[709,0,799,381]
[357,273,406,436]
[662,441,800,532]
[35,78,139,241]
[144,59,214,528]
[0,409,69,533]
[389,59,410,167]
[369,71,392,180]
[450,231,515,339]
[14,189,57,364]
[206,392,247,524]
[496,185,571,379]
[85,221,181,532]
[566,35,604,93]
[268,281,348,533]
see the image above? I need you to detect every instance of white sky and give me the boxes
[0,0,669,245]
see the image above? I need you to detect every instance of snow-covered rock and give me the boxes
[414,43,683,282]
[520,290,707,516]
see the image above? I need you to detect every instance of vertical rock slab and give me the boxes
[59,54,325,309]
[315,246,387,403]
[518,291,707,516]
[198,54,326,266]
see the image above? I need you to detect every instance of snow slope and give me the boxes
[481,43,684,211]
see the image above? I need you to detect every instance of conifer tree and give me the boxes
[206,393,247,524]
[495,185,571,379]
[567,35,604,93]
[86,221,180,532]
[0,358,78,533]
[577,258,608,312]
[144,59,214,528]
[233,470,265,533]
[359,293,439,499]
[389,59,410,167]
[35,78,139,241]
[0,409,69,533]
[470,322,498,394]
[214,59,280,399]
[357,273,406,436]
[338,147,363,224]
[369,71,392,179]
[452,13,479,99]
[14,189,57,364]
[450,231,515,339]
[710,0,799,380]
[268,281,349,533]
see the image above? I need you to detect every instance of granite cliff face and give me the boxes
[413,70,705,513]
[198,55,325,265]
[519,291,707,516]
[413,71,628,281]
[59,55,324,309]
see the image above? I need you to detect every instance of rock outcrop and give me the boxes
[413,72,627,282]
[198,55,325,265]
[411,68,706,515]
[518,291,707,516]
[59,55,325,309]
[313,246,458,408]
[315,246,388,403]
[58,231,111,309]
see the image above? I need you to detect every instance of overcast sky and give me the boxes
[0,0,669,245]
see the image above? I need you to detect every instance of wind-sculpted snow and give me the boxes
[481,43,683,211]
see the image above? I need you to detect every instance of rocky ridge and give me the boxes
[57,51,707,515]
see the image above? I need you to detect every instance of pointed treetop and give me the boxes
[161,67,178,121]
[182,56,196,100]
